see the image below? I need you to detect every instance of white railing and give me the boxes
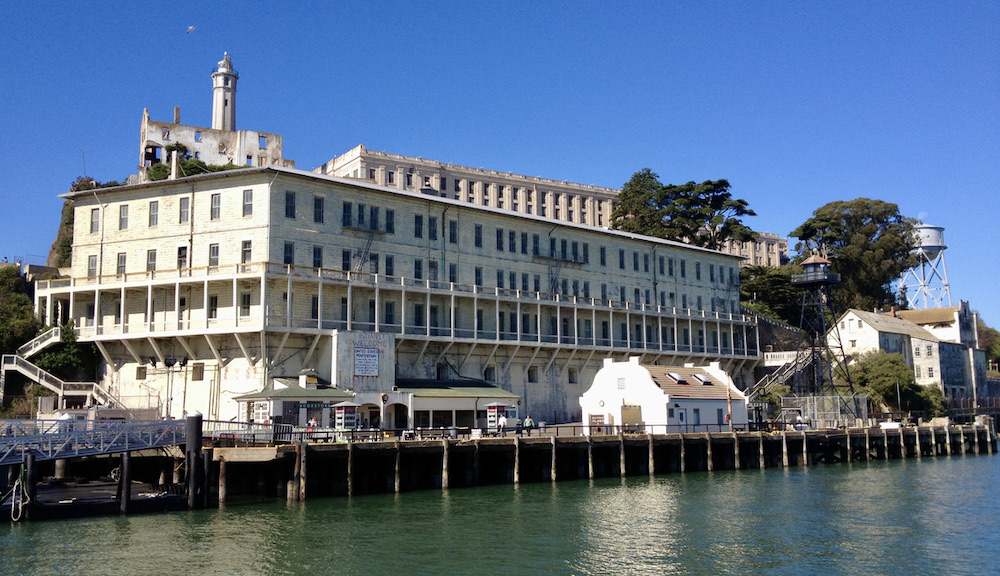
[16,327,63,358]
[0,418,186,465]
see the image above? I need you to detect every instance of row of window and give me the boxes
[293,195,735,285]
[92,191,254,234]
[102,190,730,287]
[91,238,733,313]
[87,240,253,277]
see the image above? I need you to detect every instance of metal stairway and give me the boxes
[747,351,814,402]
[16,326,63,358]
[1,355,122,411]
[354,230,378,272]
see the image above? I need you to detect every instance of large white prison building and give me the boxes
[34,164,759,424]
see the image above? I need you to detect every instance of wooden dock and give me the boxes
[213,424,996,502]
[4,423,994,521]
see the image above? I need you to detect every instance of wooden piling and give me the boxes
[287,444,300,502]
[24,453,37,522]
[619,432,627,478]
[346,443,354,496]
[679,434,686,473]
[441,438,450,490]
[705,433,713,472]
[915,427,921,459]
[472,439,480,486]
[218,458,227,504]
[648,434,655,478]
[551,436,558,482]
[587,436,594,479]
[514,438,521,485]
[758,432,765,470]
[119,451,131,515]
[394,439,402,493]
[732,432,740,470]
[801,432,808,466]
[781,432,789,467]
[298,444,307,501]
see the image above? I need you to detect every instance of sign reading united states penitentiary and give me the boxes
[355,347,379,376]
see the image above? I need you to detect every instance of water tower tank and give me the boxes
[912,224,946,259]
[900,222,951,309]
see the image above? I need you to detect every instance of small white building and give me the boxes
[579,357,748,435]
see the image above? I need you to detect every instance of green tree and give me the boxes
[32,322,97,382]
[46,177,120,268]
[0,266,40,353]
[611,169,756,250]
[977,316,1000,374]
[790,198,917,313]
[147,158,245,181]
[847,350,944,416]
[740,264,802,326]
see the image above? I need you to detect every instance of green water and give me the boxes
[3,456,998,576]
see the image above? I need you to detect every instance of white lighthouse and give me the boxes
[211,52,238,131]
[899,223,952,309]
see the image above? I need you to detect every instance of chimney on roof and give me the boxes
[174,106,180,124]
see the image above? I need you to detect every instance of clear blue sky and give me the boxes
[2,2,998,324]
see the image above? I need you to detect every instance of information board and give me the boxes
[354,347,379,376]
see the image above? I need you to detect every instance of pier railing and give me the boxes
[0,419,187,465]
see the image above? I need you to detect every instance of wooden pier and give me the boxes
[4,423,995,520]
[213,424,996,502]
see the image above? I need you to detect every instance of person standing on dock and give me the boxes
[498,413,508,437]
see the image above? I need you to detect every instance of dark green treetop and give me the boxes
[611,169,756,250]
[790,198,917,313]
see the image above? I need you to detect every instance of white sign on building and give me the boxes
[354,347,379,376]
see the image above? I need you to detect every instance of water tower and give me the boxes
[899,223,952,309]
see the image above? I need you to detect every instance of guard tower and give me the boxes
[789,255,861,422]
[899,223,952,309]
[211,52,238,131]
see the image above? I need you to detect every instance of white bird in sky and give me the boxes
[187,26,196,34]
